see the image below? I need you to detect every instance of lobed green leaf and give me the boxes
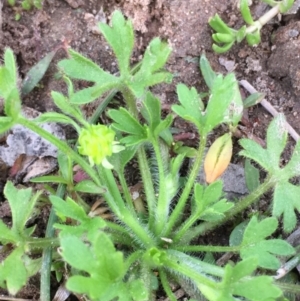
[59,49,118,84]
[172,83,204,131]
[240,216,295,269]
[273,182,300,233]
[109,108,146,136]
[51,195,106,240]
[99,10,134,77]
[204,73,242,133]
[0,248,28,295]
[4,181,37,236]
[61,232,126,300]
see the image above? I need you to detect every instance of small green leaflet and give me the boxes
[273,182,300,233]
[240,216,295,269]
[4,181,39,236]
[199,257,282,301]
[239,114,300,233]
[129,38,172,97]
[0,248,28,295]
[99,10,134,77]
[60,233,129,301]
[108,108,148,146]
[194,181,233,222]
[51,195,106,240]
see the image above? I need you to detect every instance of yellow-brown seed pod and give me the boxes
[204,133,232,184]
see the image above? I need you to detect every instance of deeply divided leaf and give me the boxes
[240,216,295,269]
[59,49,118,84]
[273,182,300,233]
[0,248,28,295]
[4,181,37,235]
[99,10,134,76]
[61,232,126,301]
[51,196,106,240]
[172,84,204,131]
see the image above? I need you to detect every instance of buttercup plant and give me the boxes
[1,10,300,301]
[209,0,294,53]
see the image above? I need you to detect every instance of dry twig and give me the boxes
[239,80,300,141]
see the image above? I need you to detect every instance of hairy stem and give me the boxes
[159,269,177,301]
[153,139,169,235]
[121,88,157,228]
[118,171,135,213]
[98,166,155,247]
[165,136,207,236]
[174,245,240,253]
[164,255,218,289]
[26,237,60,250]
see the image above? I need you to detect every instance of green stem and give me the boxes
[121,88,156,228]
[40,184,66,301]
[163,255,218,290]
[174,245,240,253]
[118,171,135,213]
[246,5,279,34]
[184,176,274,243]
[153,139,169,235]
[167,250,224,278]
[159,269,177,301]
[137,146,157,228]
[97,165,127,214]
[125,250,144,271]
[173,210,202,243]
[17,116,100,186]
[165,136,207,236]
[25,237,60,250]
[275,281,300,295]
[98,166,155,247]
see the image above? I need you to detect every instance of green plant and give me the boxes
[0,10,300,301]
[209,0,294,53]
[7,0,43,20]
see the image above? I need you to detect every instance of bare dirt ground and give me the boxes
[1,0,300,299]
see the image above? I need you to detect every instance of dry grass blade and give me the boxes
[239,80,300,141]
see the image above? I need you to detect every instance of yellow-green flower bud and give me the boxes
[78,124,116,167]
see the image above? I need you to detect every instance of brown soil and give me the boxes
[1,0,300,299]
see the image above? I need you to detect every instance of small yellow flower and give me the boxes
[78,124,122,168]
